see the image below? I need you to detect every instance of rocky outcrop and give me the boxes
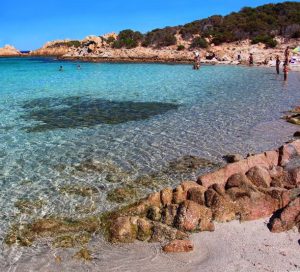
[0,45,20,56]
[107,140,300,253]
[30,40,73,56]
[26,33,300,65]
[6,140,300,253]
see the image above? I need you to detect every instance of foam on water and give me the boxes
[0,57,300,271]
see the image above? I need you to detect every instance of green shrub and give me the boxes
[50,40,81,48]
[251,35,277,48]
[112,29,143,49]
[177,45,185,51]
[106,36,116,44]
[178,2,300,45]
[143,27,177,47]
[190,37,208,48]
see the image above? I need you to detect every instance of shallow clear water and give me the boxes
[0,57,300,271]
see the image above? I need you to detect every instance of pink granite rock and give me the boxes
[246,166,272,188]
[162,239,194,253]
[279,140,300,166]
[269,197,300,232]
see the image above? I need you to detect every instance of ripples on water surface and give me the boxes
[0,57,300,271]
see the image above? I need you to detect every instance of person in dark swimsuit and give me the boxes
[276,55,280,74]
[283,63,288,81]
[284,46,290,65]
[249,53,254,66]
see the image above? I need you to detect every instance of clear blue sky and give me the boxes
[0,0,298,50]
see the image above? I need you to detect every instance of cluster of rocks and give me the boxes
[109,140,300,253]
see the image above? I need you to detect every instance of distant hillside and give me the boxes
[112,1,300,49]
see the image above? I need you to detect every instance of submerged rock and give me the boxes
[52,232,91,248]
[22,97,178,132]
[73,248,92,261]
[14,199,45,214]
[59,184,99,197]
[107,186,139,203]
[5,216,102,247]
[167,155,217,174]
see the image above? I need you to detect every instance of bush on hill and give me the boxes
[179,2,300,44]
[50,40,81,48]
[177,45,185,51]
[142,27,177,48]
[190,37,208,48]
[112,29,143,49]
[251,35,278,48]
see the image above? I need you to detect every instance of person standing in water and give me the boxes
[249,53,254,66]
[59,66,63,71]
[193,51,200,70]
[284,46,290,65]
[283,63,288,81]
[276,55,280,74]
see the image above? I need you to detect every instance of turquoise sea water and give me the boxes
[0,57,300,270]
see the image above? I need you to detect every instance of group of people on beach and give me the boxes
[193,47,291,81]
[249,46,290,81]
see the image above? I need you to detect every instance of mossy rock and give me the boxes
[5,216,102,247]
[75,203,96,214]
[134,174,169,190]
[107,186,140,203]
[14,199,46,214]
[59,185,99,197]
[166,155,218,174]
[73,248,92,261]
[288,116,300,125]
[52,232,91,248]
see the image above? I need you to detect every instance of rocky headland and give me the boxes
[0,45,21,56]
[26,35,300,65]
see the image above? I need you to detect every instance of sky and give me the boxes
[1,0,299,50]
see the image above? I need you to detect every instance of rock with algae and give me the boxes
[52,232,91,248]
[14,199,46,214]
[59,185,99,197]
[5,216,102,247]
[73,248,92,261]
[107,186,140,203]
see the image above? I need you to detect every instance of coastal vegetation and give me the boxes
[111,2,300,49]
[112,29,143,49]
[49,40,81,48]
